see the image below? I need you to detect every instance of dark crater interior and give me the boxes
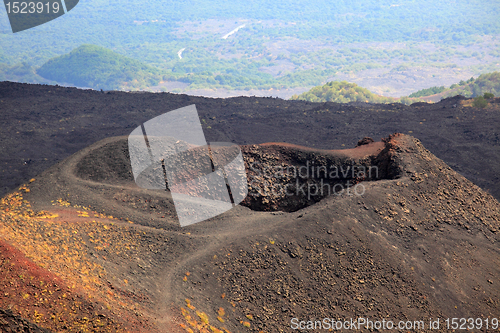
[75,138,401,213]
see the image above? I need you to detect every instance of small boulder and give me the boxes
[356,137,375,147]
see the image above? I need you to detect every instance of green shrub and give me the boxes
[483,92,494,99]
[398,96,413,105]
[473,96,488,108]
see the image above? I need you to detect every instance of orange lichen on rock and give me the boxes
[180,299,231,333]
[0,239,127,332]
[0,188,157,332]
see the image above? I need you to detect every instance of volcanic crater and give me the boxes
[0,132,498,333]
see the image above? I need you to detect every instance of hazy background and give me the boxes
[1,0,499,97]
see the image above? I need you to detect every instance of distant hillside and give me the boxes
[0,63,55,85]
[445,72,500,98]
[37,45,164,90]
[408,85,449,98]
[409,72,500,101]
[290,81,397,103]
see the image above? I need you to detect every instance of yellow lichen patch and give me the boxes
[245,314,253,320]
[18,185,30,193]
[179,324,194,333]
[54,198,71,207]
[180,300,229,333]
[196,311,209,324]
[77,211,90,217]
[217,307,225,317]
[185,299,196,310]
[32,310,43,323]
[241,321,250,328]
[36,211,59,219]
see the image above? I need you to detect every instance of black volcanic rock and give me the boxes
[1,81,499,202]
[0,309,52,333]
[356,137,375,146]
[4,133,497,332]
